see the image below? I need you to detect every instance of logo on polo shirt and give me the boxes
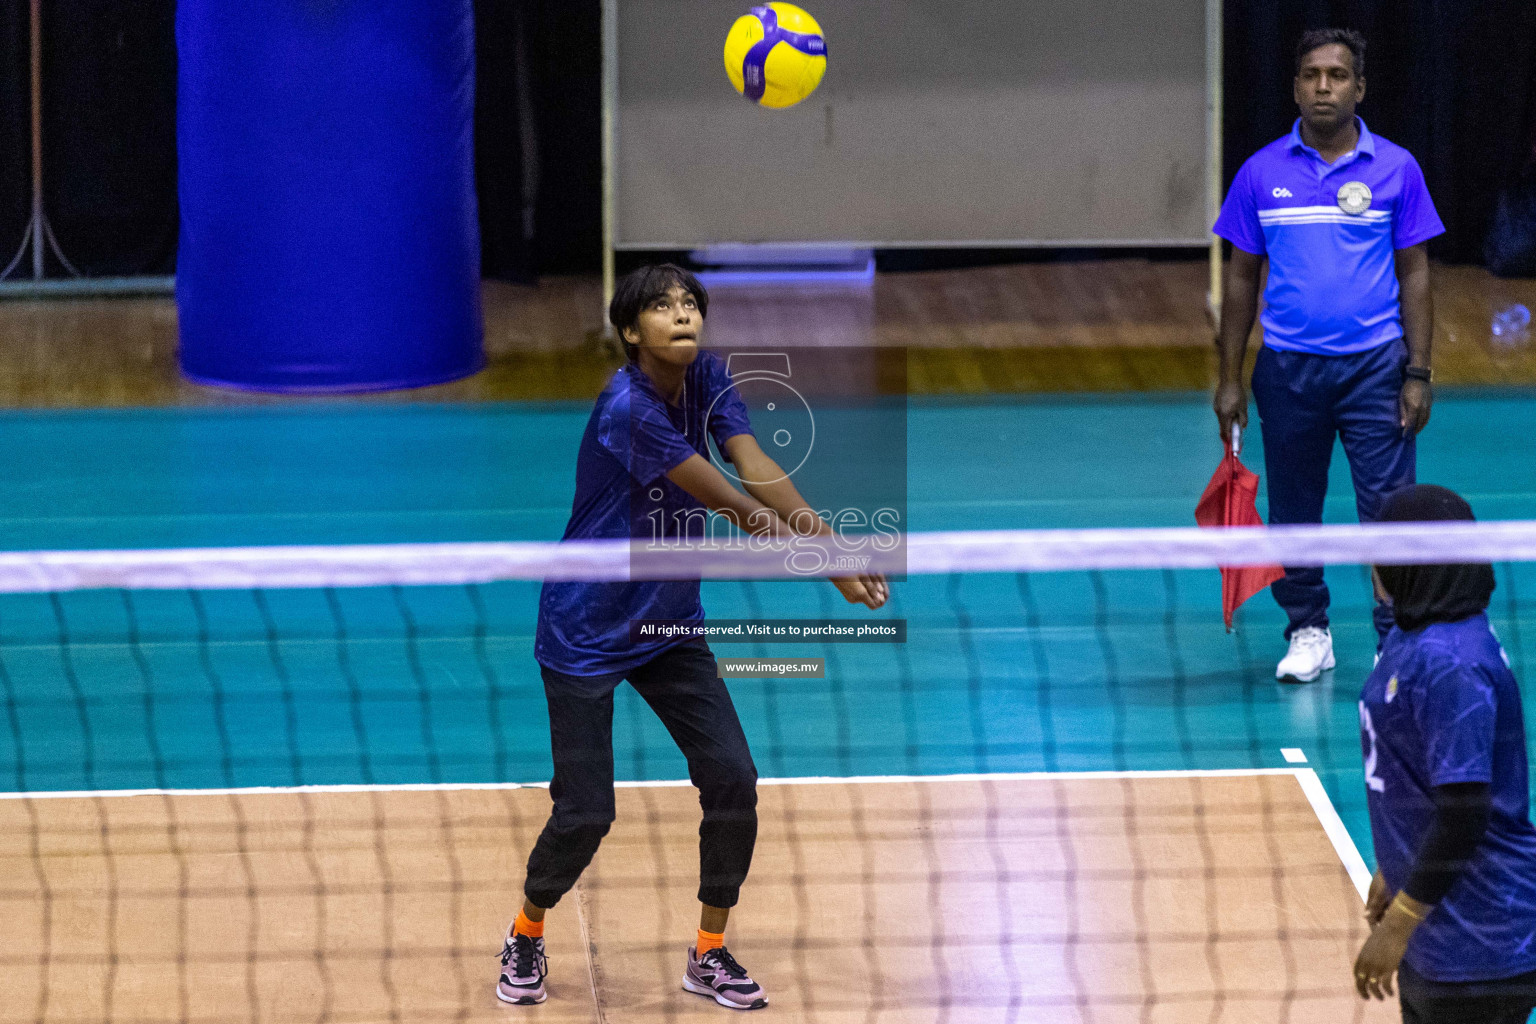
[1337,181,1373,215]
[1386,675,1398,703]
[1272,187,1294,198]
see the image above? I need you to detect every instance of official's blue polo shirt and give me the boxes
[1214,119,1445,355]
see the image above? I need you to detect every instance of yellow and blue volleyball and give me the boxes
[723,4,827,109]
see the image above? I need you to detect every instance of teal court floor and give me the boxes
[3,391,1536,874]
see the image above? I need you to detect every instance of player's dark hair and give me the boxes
[609,264,709,361]
[1295,28,1366,79]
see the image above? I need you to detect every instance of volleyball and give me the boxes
[723,4,827,109]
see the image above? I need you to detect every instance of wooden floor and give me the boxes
[0,773,1393,1024]
[1,260,1532,406]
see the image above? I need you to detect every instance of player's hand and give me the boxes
[1364,870,1390,927]
[1213,379,1248,447]
[832,573,889,610]
[1353,896,1422,1000]
[1399,379,1432,435]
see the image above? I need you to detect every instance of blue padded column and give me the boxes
[176,0,483,392]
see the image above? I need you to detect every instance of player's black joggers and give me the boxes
[523,639,758,910]
[1399,961,1536,1024]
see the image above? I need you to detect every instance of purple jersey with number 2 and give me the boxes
[1361,613,1536,982]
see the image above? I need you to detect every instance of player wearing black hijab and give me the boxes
[1353,485,1536,1022]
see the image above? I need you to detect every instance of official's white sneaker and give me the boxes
[1276,627,1335,683]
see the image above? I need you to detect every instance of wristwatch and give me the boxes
[1404,365,1433,383]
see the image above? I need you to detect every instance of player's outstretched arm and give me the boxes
[663,444,888,610]
[724,435,889,609]
[666,452,790,538]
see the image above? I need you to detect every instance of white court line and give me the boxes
[0,786,540,798]
[1295,766,1372,900]
[0,766,1306,800]
[0,780,544,801]
[754,768,1303,785]
[1,765,1372,899]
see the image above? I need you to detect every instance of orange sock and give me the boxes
[696,929,725,955]
[514,910,544,939]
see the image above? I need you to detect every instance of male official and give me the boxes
[1213,28,1443,682]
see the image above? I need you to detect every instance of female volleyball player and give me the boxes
[496,264,889,1010]
[1353,485,1536,1022]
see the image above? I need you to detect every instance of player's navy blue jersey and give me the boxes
[1361,612,1536,982]
[535,352,754,676]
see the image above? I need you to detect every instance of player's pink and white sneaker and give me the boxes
[496,929,547,1005]
[683,946,768,1010]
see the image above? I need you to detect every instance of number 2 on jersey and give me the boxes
[1359,701,1385,793]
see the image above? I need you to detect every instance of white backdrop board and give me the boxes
[610,0,1217,248]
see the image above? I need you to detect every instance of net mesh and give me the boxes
[1,528,1532,1023]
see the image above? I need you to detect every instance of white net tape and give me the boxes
[1,520,1535,593]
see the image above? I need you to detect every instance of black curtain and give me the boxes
[475,0,537,283]
[474,0,603,280]
[523,1,602,276]
[0,1,178,279]
[1225,0,1536,263]
[0,7,27,276]
[29,2,176,277]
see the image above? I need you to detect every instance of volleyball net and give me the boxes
[3,523,1532,1022]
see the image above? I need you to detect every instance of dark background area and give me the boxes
[0,3,33,278]
[1,0,1533,281]
[473,0,601,280]
[1,1,177,279]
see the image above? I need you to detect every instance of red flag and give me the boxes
[1195,436,1285,630]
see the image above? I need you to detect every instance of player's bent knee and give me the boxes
[543,813,616,847]
[548,793,618,828]
[698,761,759,811]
